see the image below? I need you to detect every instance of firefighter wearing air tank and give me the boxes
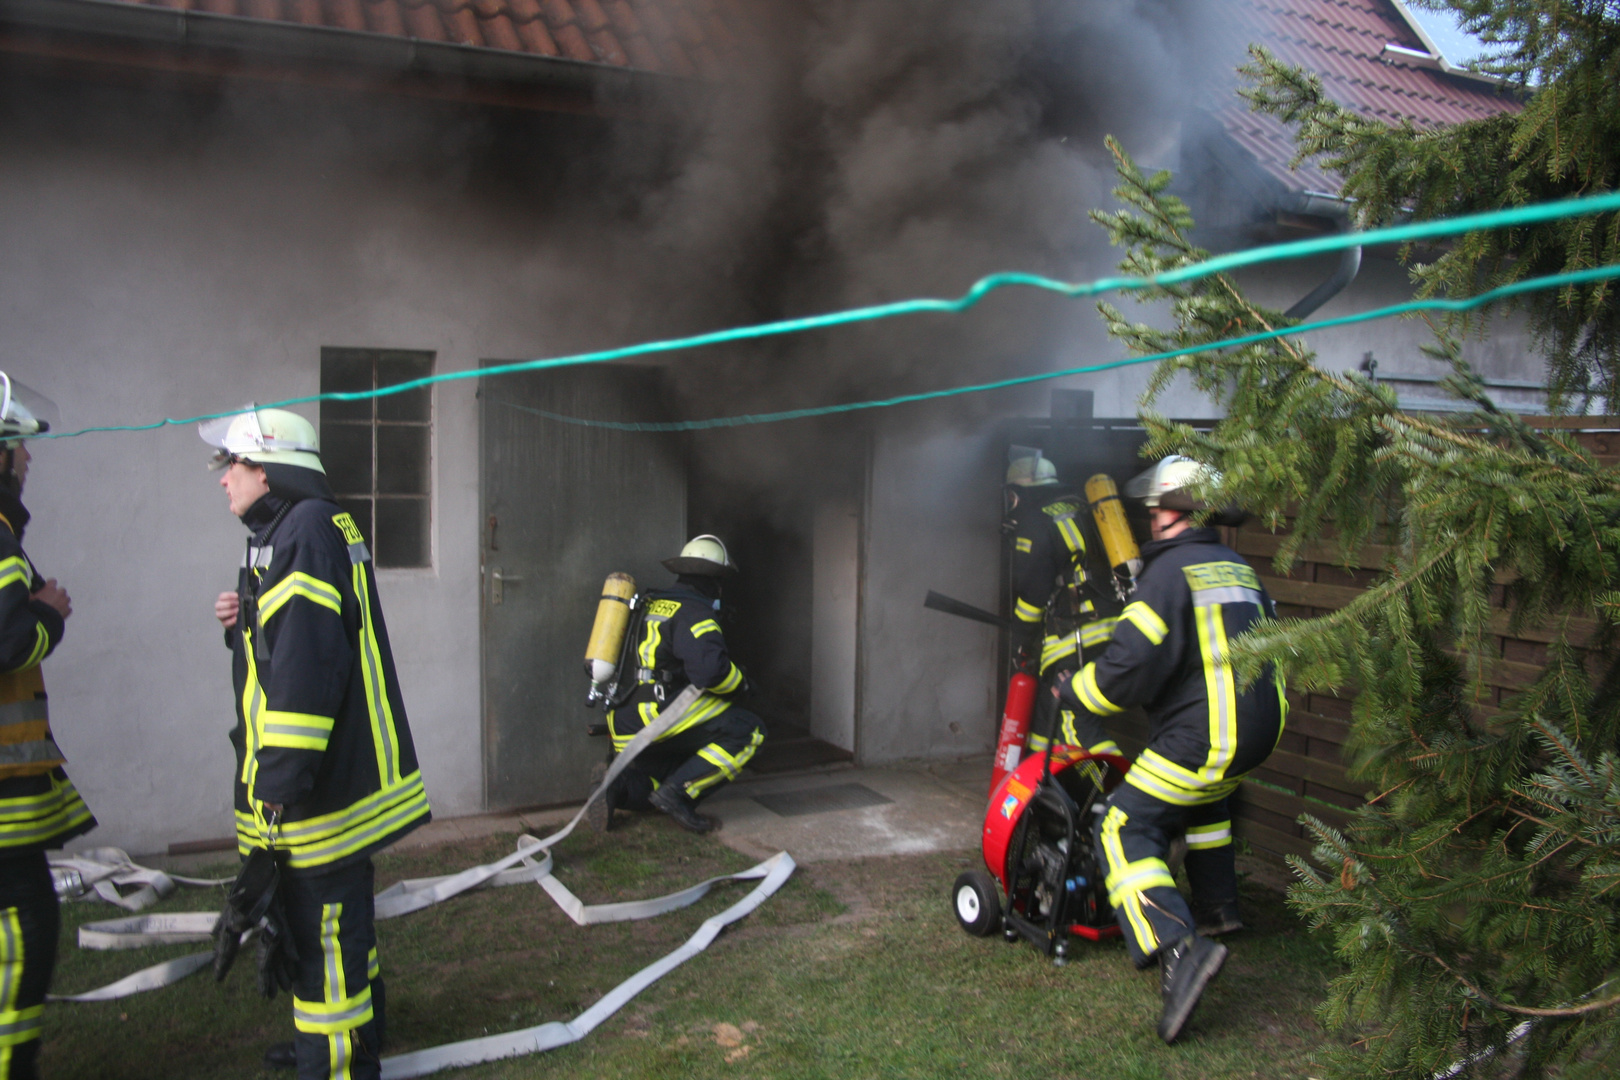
[0,375,94,1080]
[205,407,431,1080]
[1004,452,1120,756]
[1056,455,1286,1044]
[589,536,764,835]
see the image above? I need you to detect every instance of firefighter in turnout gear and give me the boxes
[206,407,431,1079]
[0,376,94,1080]
[1057,455,1286,1043]
[1004,451,1120,757]
[588,535,764,835]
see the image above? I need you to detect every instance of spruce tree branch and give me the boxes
[1413,949,1620,1018]
[1502,804,1600,845]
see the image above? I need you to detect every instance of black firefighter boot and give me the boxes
[1157,934,1228,1044]
[648,784,719,835]
[586,761,626,833]
[1195,901,1244,938]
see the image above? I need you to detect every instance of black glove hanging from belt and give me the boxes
[212,810,299,999]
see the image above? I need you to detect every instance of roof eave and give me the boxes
[0,0,691,109]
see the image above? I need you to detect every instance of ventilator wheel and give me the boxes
[952,870,1002,937]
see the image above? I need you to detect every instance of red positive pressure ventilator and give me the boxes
[988,671,1037,795]
[954,746,1129,959]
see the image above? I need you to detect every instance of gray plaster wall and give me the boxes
[854,405,1016,764]
[0,88,629,856]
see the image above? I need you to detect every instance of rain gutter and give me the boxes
[1283,191,1362,320]
[0,0,682,108]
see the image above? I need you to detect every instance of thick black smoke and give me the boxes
[588,0,1234,490]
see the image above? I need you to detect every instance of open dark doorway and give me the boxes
[685,423,863,775]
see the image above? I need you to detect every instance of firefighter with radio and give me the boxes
[205,407,432,1079]
[1056,455,1285,1044]
[1004,451,1123,757]
[0,375,94,1080]
[586,535,764,835]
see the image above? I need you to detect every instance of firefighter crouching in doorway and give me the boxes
[0,376,95,1080]
[589,535,764,836]
[205,407,432,1079]
[1004,452,1122,756]
[1056,455,1286,1044]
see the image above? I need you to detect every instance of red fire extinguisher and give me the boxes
[989,671,1038,795]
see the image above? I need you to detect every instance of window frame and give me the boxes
[318,347,435,570]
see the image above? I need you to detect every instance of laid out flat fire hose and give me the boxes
[47,686,798,1078]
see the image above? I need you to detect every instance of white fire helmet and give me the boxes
[662,534,738,576]
[0,372,59,444]
[1125,455,1219,511]
[199,406,325,474]
[1006,451,1059,487]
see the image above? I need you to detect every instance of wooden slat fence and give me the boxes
[1106,419,1619,878]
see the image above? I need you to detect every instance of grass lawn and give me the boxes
[42,815,1343,1079]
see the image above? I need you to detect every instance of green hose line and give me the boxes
[501,260,1620,432]
[39,191,1620,441]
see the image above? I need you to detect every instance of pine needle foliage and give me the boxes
[1091,135,1620,1078]
[1239,1,1620,409]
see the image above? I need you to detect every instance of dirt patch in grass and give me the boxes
[40,816,1342,1079]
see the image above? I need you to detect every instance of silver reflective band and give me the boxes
[0,699,48,726]
[243,546,274,568]
[0,738,63,765]
[348,542,370,564]
[1191,586,1265,608]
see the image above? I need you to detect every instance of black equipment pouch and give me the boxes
[212,811,299,997]
[212,844,280,983]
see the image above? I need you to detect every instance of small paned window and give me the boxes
[319,348,433,568]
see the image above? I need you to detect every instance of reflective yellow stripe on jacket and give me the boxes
[0,772,91,852]
[237,771,430,870]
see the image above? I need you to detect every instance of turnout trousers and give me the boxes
[1095,737,1270,967]
[1095,781,1238,967]
[0,853,56,1080]
[618,707,765,808]
[282,859,385,1080]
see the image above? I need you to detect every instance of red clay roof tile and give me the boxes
[586,27,627,64]
[550,21,596,62]
[481,12,522,51]
[444,5,483,45]
[538,0,575,27]
[363,0,406,37]
[327,0,366,31]
[402,1,446,41]
[514,18,560,55]
[572,0,609,32]
[1220,0,1519,193]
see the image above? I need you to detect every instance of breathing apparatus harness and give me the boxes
[622,586,722,706]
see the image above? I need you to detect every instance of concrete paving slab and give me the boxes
[705,758,992,864]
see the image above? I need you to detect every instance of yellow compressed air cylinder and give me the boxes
[584,573,636,685]
[1086,474,1142,578]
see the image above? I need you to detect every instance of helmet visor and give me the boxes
[1123,465,1157,500]
[199,407,264,469]
[0,375,60,440]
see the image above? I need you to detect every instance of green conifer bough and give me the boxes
[1091,114,1620,1077]
[1241,0,1620,410]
